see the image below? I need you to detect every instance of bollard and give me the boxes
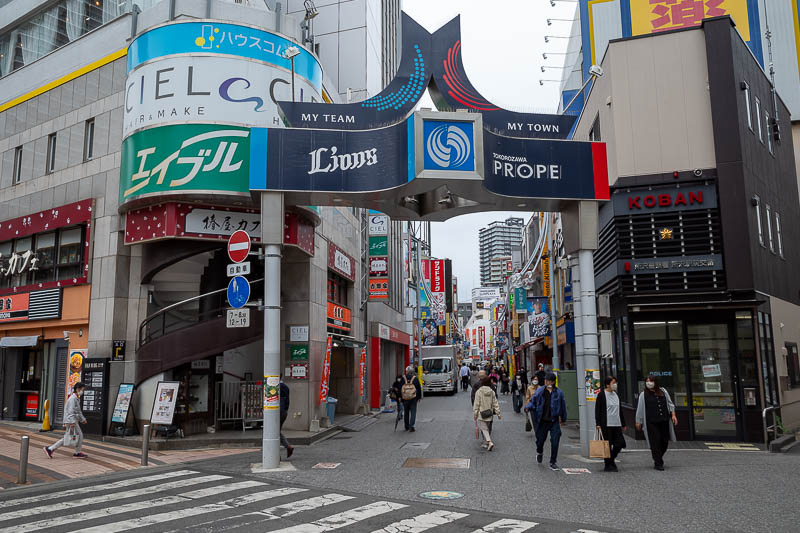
[18,436,29,485]
[141,425,150,466]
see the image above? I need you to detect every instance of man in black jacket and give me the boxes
[401,366,422,432]
[279,380,294,458]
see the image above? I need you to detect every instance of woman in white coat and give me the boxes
[473,377,501,451]
[635,375,678,470]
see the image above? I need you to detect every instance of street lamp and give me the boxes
[541,65,569,72]
[562,64,604,114]
[283,46,301,102]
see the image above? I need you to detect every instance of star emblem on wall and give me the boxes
[660,228,674,240]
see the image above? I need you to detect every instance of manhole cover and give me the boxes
[312,462,341,469]
[401,442,430,449]
[562,468,591,475]
[418,491,464,500]
[402,458,470,469]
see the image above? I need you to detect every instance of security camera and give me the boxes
[693,169,703,177]
[63,330,70,339]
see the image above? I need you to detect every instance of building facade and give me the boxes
[0,0,407,433]
[478,217,523,287]
[575,18,800,441]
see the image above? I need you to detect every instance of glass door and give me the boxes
[687,323,739,438]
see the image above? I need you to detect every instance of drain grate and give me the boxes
[402,458,470,469]
[401,442,430,450]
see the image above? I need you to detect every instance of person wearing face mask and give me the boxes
[510,371,524,413]
[526,373,567,470]
[524,376,540,433]
[635,375,678,470]
[44,382,88,459]
[595,376,627,472]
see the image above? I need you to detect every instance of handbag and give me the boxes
[525,414,532,432]
[589,428,611,459]
[479,408,494,419]
[65,426,79,447]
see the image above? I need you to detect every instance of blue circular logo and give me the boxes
[426,124,472,169]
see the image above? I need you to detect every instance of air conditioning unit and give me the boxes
[597,294,610,318]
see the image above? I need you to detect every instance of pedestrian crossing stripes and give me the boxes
[0,469,598,532]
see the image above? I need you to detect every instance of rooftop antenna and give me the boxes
[762,2,781,142]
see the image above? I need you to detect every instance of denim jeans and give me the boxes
[535,421,562,463]
[403,399,418,429]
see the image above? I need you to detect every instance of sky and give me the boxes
[401,0,576,300]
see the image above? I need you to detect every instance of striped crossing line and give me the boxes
[0,469,606,533]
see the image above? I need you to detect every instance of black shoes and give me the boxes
[654,463,665,471]
[549,462,559,471]
[604,463,618,472]
[287,446,294,458]
[409,427,416,432]
[536,453,543,464]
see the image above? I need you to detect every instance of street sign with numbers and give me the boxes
[227,308,250,328]
[226,261,251,277]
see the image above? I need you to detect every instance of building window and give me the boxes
[46,133,57,174]
[775,212,784,258]
[589,114,601,141]
[765,111,773,154]
[788,343,800,388]
[327,271,348,306]
[0,226,84,289]
[753,195,764,247]
[742,81,752,131]
[765,204,774,253]
[34,232,56,283]
[83,119,95,161]
[57,227,83,279]
[12,146,23,184]
[755,97,763,143]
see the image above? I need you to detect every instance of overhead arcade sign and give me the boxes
[120,14,608,220]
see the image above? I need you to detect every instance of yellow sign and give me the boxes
[542,257,551,297]
[630,0,750,42]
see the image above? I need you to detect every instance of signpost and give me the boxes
[228,230,251,263]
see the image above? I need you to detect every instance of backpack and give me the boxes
[401,375,417,400]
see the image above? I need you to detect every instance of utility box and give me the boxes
[558,370,579,421]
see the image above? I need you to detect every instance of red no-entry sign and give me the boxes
[227,230,251,263]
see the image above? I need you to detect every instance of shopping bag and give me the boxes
[65,426,79,448]
[589,428,611,459]
[525,414,532,432]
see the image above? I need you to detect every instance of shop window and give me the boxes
[787,343,800,388]
[46,133,57,174]
[765,204,774,254]
[12,146,22,184]
[11,236,34,287]
[57,227,83,280]
[327,271,348,306]
[83,118,95,161]
[742,81,753,131]
[34,232,57,283]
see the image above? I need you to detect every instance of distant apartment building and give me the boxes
[478,217,523,286]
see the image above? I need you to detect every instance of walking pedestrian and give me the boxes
[44,382,88,459]
[401,366,422,432]
[635,375,678,470]
[524,376,540,432]
[390,374,404,417]
[460,363,470,392]
[471,370,488,405]
[279,380,295,458]
[500,369,510,395]
[519,368,529,389]
[526,373,566,470]
[595,376,627,472]
[473,377,501,451]
[510,371,524,413]
[534,363,547,386]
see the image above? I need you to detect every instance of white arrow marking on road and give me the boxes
[270,501,408,532]
[260,493,356,520]
[0,470,197,509]
[0,474,231,522]
[471,518,540,532]
[71,486,309,533]
[370,509,469,532]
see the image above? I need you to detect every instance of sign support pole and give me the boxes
[578,249,600,457]
[548,214,559,372]
[571,256,588,456]
[261,192,284,469]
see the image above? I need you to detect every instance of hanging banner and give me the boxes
[359,348,367,399]
[319,336,333,404]
[527,298,551,339]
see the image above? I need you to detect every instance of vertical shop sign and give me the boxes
[359,348,367,399]
[479,327,485,355]
[319,336,333,404]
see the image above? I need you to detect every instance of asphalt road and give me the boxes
[1,390,797,532]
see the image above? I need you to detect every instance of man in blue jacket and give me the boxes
[525,372,566,470]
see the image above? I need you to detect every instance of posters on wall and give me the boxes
[585,369,600,402]
[150,381,180,425]
[111,383,134,423]
[527,298,551,339]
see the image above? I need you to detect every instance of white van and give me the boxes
[420,345,459,394]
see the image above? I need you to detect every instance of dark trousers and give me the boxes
[603,426,625,466]
[512,392,522,413]
[535,421,561,463]
[647,420,671,466]
[403,399,418,429]
[461,376,470,391]
[279,410,291,449]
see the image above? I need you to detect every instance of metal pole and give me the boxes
[579,249,600,455]
[141,424,150,466]
[263,243,282,468]
[571,257,588,456]
[548,214,559,372]
[17,436,29,484]
[290,57,296,102]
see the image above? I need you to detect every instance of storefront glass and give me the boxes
[687,323,737,437]
[634,321,684,401]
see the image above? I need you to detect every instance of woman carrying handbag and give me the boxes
[44,382,88,459]
[473,377,501,451]
[595,376,627,472]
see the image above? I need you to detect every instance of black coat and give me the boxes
[595,390,627,429]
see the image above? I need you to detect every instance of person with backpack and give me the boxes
[279,380,295,458]
[401,365,422,432]
[473,376,501,451]
[44,382,88,459]
[390,375,404,417]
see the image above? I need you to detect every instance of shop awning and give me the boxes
[330,334,367,348]
[0,336,39,348]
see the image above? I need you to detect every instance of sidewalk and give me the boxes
[0,424,256,490]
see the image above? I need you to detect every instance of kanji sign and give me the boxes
[630,0,750,41]
[227,230,251,263]
[369,236,388,256]
[368,278,389,300]
[227,262,251,277]
[369,257,388,276]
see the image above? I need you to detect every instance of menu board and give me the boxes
[112,383,134,424]
[81,358,109,436]
[150,381,181,425]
